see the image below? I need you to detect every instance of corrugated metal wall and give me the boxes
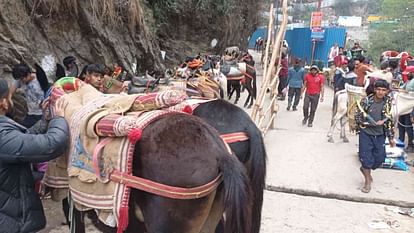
[285,27,347,66]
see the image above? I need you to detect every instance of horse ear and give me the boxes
[34,63,50,94]
[56,63,66,81]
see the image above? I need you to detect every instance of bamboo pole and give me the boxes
[251,0,289,134]
[252,4,274,122]
[261,4,274,91]
[251,0,288,123]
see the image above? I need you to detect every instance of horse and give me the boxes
[327,70,391,143]
[239,53,257,108]
[64,112,253,233]
[193,99,267,233]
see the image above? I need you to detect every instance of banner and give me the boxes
[310,12,323,30]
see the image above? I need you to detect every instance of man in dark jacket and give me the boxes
[0,78,69,233]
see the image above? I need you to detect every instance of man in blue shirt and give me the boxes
[286,59,305,111]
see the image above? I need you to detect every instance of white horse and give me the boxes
[327,70,394,143]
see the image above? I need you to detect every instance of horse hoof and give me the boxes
[343,138,349,143]
[328,137,334,143]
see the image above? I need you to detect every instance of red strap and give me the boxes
[220,132,249,144]
[110,170,222,199]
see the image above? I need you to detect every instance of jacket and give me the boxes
[355,94,395,139]
[0,116,69,233]
[287,67,304,88]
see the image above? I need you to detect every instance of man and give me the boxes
[11,63,45,128]
[83,64,105,91]
[355,79,395,193]
[301,65,324,127]
[328,43,339,62]
[277,53,288,100]
[355,57,373,87]
[63,56,78,77]
[286,58,304,111]
[0,78,69,232]
[333,60,349,93]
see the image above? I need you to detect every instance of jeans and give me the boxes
[398,113,413,145]
[303,93,320,123]
[287,87,301,108]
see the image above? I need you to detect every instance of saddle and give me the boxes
[128,74,159,94]
[345,83,366,132]
[43,79,189,228]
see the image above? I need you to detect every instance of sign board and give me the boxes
[311,28,325,41]
[337,16,362,27]
[310,12,323,30]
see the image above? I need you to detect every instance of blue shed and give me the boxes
[248,27,268,49]
[284,27,347,66]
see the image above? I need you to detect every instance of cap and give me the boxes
[310,65,319,71]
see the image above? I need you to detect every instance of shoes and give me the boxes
[302,118,308,125]
[286,106,290,111]
[308,123,313,127]
[292,107,297,111]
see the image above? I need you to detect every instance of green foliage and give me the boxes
[368,0,414,63]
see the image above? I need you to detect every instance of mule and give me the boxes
[193,99,267,233]
[67,113,253,233]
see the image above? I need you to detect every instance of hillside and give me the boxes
[0,0,262,78]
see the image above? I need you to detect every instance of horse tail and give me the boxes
[219,153,252,233]
[246,125,267,233]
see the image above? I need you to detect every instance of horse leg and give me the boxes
[327,114,341,143]
[340,117,349,143]
[234,82,241,105]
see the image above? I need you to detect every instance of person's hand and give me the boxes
[41,100,52,121]
[54,98,68,118]
[389,139,396,148]
[320,96,324,102]
[376,119,385,126]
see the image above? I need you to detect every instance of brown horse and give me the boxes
[69,113,252,233]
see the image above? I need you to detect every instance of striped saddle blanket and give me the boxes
[43,80,188,227]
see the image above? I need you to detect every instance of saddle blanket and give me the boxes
[43,81,189,228]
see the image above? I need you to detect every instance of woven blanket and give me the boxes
[42,79,188,227]
[345,84,366,132]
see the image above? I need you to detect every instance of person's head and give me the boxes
[310,65,319,75]
[12,63,35,84]
[0,79,13,114]
[354,60,361,68]
[405,66,414,80]
[354,42,360,47]
[339,47,344,54]
[294,58,301,68]
[63,56,76,69]
[341,60,348,69]
[358,55,366,63]
[373,79,389,99]
[84,64,105,90]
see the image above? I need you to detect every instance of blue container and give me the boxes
[284,27,347,66]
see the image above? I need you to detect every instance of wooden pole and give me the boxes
[261,3,274,94]
[251,0,289,129]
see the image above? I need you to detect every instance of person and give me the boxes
[344,61,357,86]
[63,56,78,77]
[10,63,45,128]
[328,43,339,63]
[333,47,346,68]
[398,69,414,152]
[0,78,69,232]
[350,42,365,59]
[355,57,373,87]
[333,60,349,93]
[286,58,304,111]
[301,65,324,127]
[355,79,395,193]
[83,64,105,91]
[277,53,288,100]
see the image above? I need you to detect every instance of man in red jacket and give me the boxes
[301,65,325,127]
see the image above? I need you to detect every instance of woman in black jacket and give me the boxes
[0,78,69,233]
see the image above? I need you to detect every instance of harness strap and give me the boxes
[110,170,222,199]
[220,132,249,143]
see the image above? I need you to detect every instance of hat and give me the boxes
[310,65,319,71]
[0,79,9,98]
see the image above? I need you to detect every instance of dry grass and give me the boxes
[29,0,143,29]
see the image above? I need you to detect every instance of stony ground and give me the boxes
[40,50,414,232]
